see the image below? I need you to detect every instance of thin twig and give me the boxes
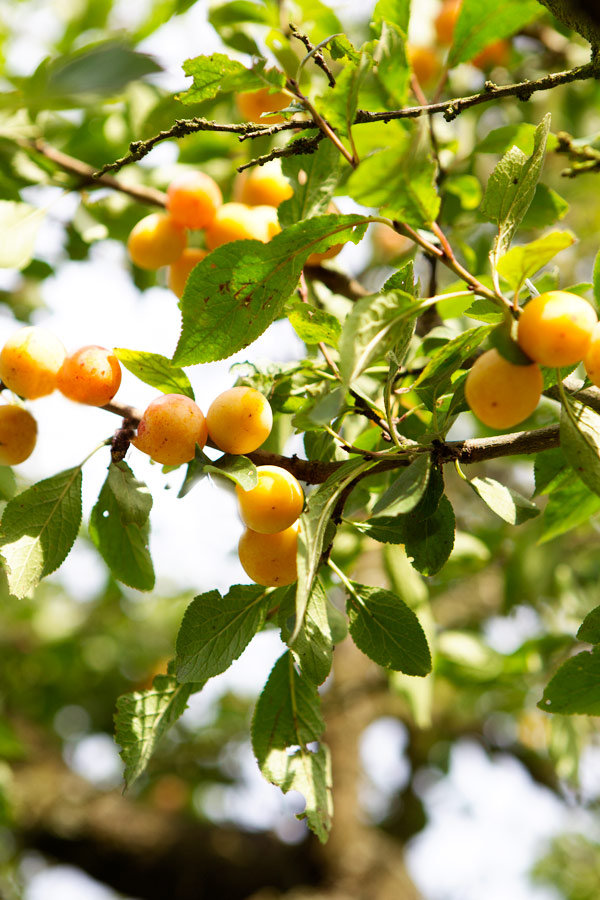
[289,24,337,87]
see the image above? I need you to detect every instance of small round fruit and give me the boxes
[472,39,510,70]
[239,161,293,208]
[204,203,258,251]
[236,466,304,534]
[408,45,442,86]
[236,88,289,124]
[238,523,299,587]
[133,393,208,466]
[207,386,273,455]
[168,248,208,298]
[434,0,461,45]
[127,213,187,269]
[0,405,37,465]
[0,326,66,399]
[251,205,281,242]
[371,224,413,261]
[306,243,343,266]
[57,346,122,407]
[166,171,222,229]
[517,291,598,368]
[465,348,543,429]
[584,323,600,387]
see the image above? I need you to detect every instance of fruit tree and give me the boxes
[3,0,600,897]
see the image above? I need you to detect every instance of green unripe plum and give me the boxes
[133,393,208,466]
[236,465,304,533]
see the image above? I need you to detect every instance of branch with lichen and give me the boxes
[555,130,600,176]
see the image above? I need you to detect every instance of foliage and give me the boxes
[2,0,600,891]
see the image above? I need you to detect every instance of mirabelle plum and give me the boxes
[251,205,281,242]
[239,161,293,208]
[204,203,258,251]
[236,466,304,534]
[0,405,37,465]
[166,171,222,229]
[127,213,187,269]
[306,243,343,266]
[371,224,414,261]
[168,248,208,299]
[465,349,543,429]
[236,88,289,124]
[207,386,272,455]
[133,393,208,466]
[238,522,299,587]
[408,45,442,86]
[472,40,510,70]
[517,291,598,368]
[57,346,122,407]
[434,0,461,45]
[583,323,600,387]
[0,326,66,399]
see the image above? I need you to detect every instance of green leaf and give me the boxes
[280,140,343,227]
[533,448,571,496]
[347,145,440,228]
[382,260,416,295]
[178,448,258,497]
[252,652,332,842]
[89,462,155,591]
[178,54,284,104]
[578,606,600,644]
[316,55,371,139]
[175,585,269,683]
[445,175,482,211]
[560,399,600,498]
[0,201,46,270]
[481,115,551,257]
[448,0,541,67]
[38,40,162,102]
[0,467,82,598]
[173,214,368,365]
[475,124,543,155]
[0,467,16,501]
[539,646,600,715]
[338,290,419,385]
[372,0,410,33]
[469,476,540,525]
[295,458,374,642]
[404,494,455,575]
[372,20,409,108]
[497,231,575,294]
[372,453,431,516]
[346,582,431,675]
[209,1,274,29]
[279,580,333,685]
[114,349,194,399]
[520,184,569,230]
[287,300,341,346]
[413,325,494,389]
[115,674,198,788]
[539,478,600,543]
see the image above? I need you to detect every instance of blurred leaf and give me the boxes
[593,248,600,308]
[539,478,600,543]
[179,54,283,104]
[252,652,332,842]
[115,674,199,788]
[0,201,45,270]
[114,348,194,399]
[372,0,410,32]
[209,0,274,29]
[176,585,269,682]
[469,476,540,524]
[372,20,409,108]
[0,467,82,598]
[89,461,155,591]
[174,214,368,365]
[346,582,431,675]
[448,0,541,67]
[280,139,343,227]
[539,646,600,715]
[520,184,569,230]
[445,175,482,211]
[497,231,575,293]
[0,467,16,501]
